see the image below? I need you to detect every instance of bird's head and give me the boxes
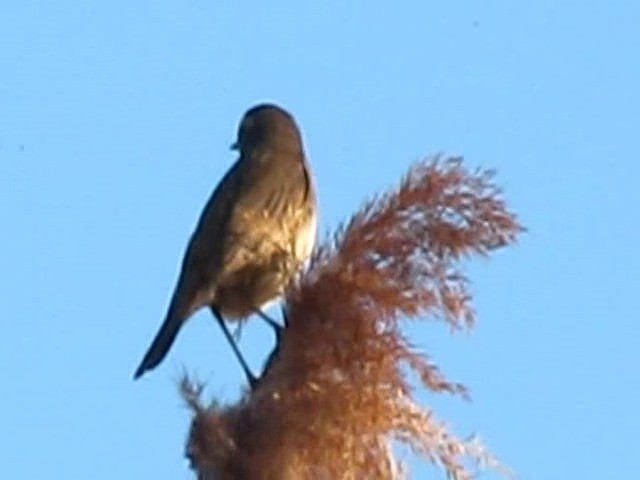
[231,103,304,155]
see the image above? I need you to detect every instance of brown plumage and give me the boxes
[134,104,317,383]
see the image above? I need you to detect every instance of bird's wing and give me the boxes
[195,151,308,292]
[172,151,311,310]
[134,159,249,379]
[169,158,247,313]
[223,151,310,254]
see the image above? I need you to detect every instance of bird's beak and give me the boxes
[230,141,239,151]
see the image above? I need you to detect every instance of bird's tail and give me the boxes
[133,308,183,380]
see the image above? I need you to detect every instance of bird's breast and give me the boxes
[294,210,318,263]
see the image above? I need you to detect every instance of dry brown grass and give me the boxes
[182,157,523,479]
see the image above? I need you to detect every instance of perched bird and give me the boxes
[134,104,317,385]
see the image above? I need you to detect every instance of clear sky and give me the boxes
[1,1,638,479]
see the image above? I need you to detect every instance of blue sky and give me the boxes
[1,1,638,478]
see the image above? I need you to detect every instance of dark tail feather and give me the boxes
[133,311,183,380]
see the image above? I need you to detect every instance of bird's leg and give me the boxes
[257,309,285,383]
[259,335,281,382]
[231,322,244,343]
[210,307,257,389]
[281,304,289,328]
[253,308,284,335]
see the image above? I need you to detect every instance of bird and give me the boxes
[133,103,317,385]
